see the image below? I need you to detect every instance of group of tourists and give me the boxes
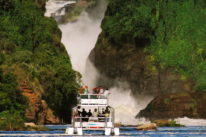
[73,106,111,122]
[79,86,111,97]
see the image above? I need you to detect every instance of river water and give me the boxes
[1,0,202,136]
[1,125,206,136]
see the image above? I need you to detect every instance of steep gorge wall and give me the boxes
[90,33,193,95]
[137,92,206,120]
[90,0,206,95]
[0,0,79,124]
[89,0,206,119]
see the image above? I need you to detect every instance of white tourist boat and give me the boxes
[65,94,120,135]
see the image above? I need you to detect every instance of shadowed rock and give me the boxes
[137,93,206,120]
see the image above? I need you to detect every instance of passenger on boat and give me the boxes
[73,106,81,121]
[89,108,98,122]
[104,88,110,97]
[105,106,110,122]
[84,109,92,122]
[87,109,92,117]
[81,108,88,122]
[79,86,84,94]
[99,87,104,94]
[84,85,89,94]
[92,87,99,94]
[77,106,81,116]
[105,107,110,114]
[93,108,98,117]
[98,108,105,122]
[73,108,79,117]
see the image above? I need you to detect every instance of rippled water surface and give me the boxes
[1,125,206,136]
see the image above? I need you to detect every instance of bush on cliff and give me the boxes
[0,55,27,130]
[0,111,25,131]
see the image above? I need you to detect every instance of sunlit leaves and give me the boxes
[149,0,206,91]
[104,0,206,91]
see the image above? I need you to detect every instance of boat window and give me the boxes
[90,95,98,99]
[81,95,88,99]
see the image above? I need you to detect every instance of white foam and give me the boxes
[45,0,76,17]
[175,117,206,126]
[108,85,153,125]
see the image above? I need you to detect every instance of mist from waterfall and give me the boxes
[45,0,153,125]
[59,0,106,88]
[108,84,153,125]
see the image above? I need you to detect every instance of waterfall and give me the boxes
[59,0,107,88]
[44,0,76,17]
[45,0,152,125]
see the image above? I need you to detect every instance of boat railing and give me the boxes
[79,94,107,99]
[73,116,113,122]
[78,94,108,105]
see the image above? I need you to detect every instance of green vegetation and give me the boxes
[26,125,49,131]
[103,0,206,91]
[0,0,79,127]
[0,111,26,130]
[164,98,171,104]
[158,120,184,127]
[0,55,27,130]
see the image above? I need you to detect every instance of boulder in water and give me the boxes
[137,123,157,131]
[24,122,36,127]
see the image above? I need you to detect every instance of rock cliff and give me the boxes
[137,92,206,120]
[89,0,206,119]
[90,33,193,95]
[20,81,59,124]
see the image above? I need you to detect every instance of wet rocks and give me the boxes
[137,92,206,120]
[137,123,157,130]
[89,33,194,95]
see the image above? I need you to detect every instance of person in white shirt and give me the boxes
[104,88,110,97]
[99,87,104,94]
[93,108,98,117]
[90,108,98,122]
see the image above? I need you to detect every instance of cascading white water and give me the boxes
[59,0,107,88]
[45,0,76,17]
[45,0,153,125]
[59,12,101,85]
[45,0,206,126]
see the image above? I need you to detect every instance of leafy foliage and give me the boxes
[0,55,27,130]
[0,0,79,124]
[103,0,157,45]
[103,0,206,91]
[0,111,25,130]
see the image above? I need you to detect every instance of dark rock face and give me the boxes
[89,33,194,95]
[137,92,206,120]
